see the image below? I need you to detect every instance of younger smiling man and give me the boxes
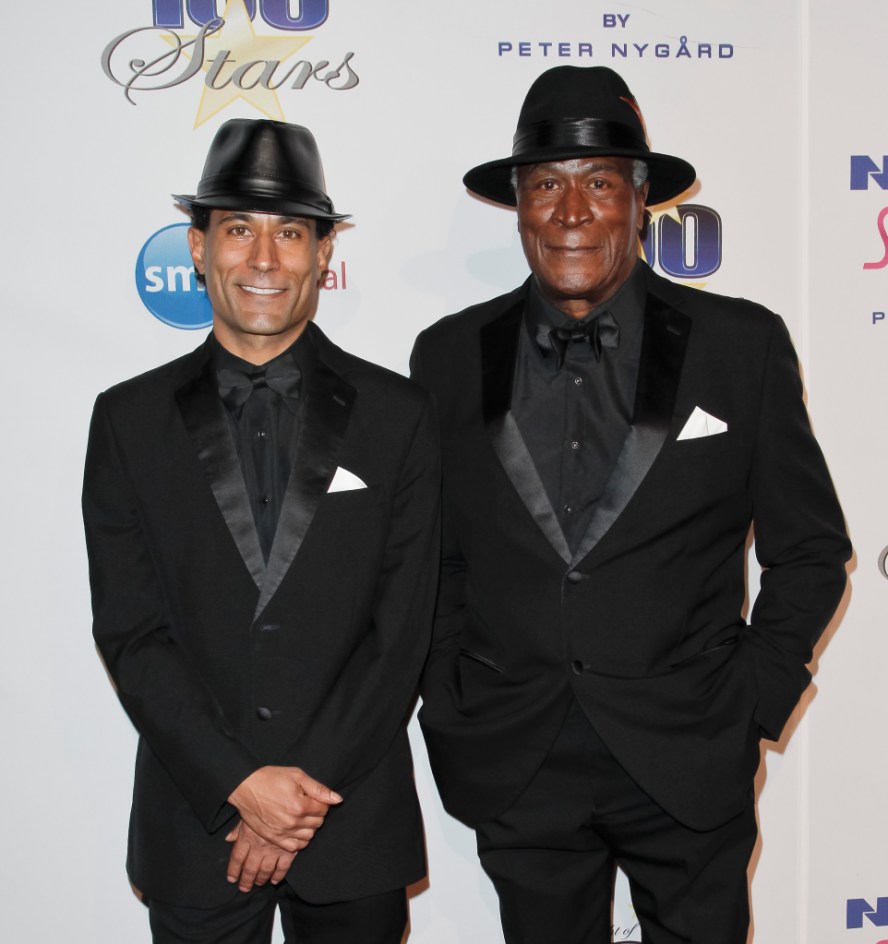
[83,119,439,944]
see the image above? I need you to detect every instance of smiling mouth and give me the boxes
[240,285,285,295]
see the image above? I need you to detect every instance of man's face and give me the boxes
[188,210,333,362]
[516,157,648,320]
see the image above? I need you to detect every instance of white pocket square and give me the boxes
[327,466,367,493]
[677,406,728,441]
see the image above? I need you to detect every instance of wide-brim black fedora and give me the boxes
[463,66,696,208]
[174,119,349,222]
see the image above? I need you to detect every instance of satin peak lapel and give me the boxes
[481,300,572,565]
[254,359,356,619]
[175,365,265,590]
[571,294,691,566]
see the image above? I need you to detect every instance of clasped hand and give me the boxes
[225,766,342,892]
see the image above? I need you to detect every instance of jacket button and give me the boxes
[256,706,273,721]
[566,571,585,584]
[571,660,584,675]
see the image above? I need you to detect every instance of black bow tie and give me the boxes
[536,311,620,369]
[217,357,302,409]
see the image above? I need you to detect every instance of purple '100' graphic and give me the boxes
[641,204,723,279]
[152,0,329,30]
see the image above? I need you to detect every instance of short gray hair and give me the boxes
[511,159,648,194]
[631,159,648,189]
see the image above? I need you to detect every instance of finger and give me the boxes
[243,820,315,853]
[270,853,296,885]
[287,798,331,821]
[240,815,292,848]
[276,834,313,853]
[226,839,250,885]
[287,811,324,833]
[238,856,261,894]
[253,855,276,887]
[274,835,302,854]
[292,827,319,841]
[242,802,321,840]
[295,771,343,805]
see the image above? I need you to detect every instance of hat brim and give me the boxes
[172,192,350,223]
[463,148,696,208]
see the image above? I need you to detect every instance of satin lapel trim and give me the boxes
[481,297,572,565]
[490,413,572,564]
[254,359,356,619]
[571,294,691,567]
[175,367,265,590]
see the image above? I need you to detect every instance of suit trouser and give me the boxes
[475,700,758,944]
[147,884,407,944]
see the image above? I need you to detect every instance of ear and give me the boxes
[636,182,650,232]
[315,231,335,272]
[187,227,205,275]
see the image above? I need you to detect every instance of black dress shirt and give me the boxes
[212,331,315,562]
[512,261,646,553]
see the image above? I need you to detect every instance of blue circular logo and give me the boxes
[135,223,213,330]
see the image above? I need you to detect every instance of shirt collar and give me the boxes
[211,327,316,413]
[211,327,316,382]
[524,259,648,363]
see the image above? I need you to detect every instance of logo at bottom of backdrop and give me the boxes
[136,223,212,330]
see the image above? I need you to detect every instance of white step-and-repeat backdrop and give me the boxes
[3,1,885,941]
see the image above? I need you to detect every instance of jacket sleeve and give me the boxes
[82,393,259,831]
[744,315,851,740]
[409,334,466,712]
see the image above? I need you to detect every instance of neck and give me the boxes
[212,323,307,366]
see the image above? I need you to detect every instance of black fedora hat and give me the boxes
[174,119,349,222]
[463,66,695,207]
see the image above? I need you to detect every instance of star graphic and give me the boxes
[163,0,313,128]
[651,207,683,227]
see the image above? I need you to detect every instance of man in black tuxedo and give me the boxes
[411,66,850,943]
[83,119,439,943]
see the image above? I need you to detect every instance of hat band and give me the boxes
[512,118,648,157]
[197,174,334,215]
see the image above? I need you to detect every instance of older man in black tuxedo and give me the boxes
[411,66,849,943]
[83,119,439,944]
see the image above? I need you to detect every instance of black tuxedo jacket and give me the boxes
[411,264,849,832]
[83,323,439,907]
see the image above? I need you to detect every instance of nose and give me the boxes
[249,231,279,271]
[552,183,593,227]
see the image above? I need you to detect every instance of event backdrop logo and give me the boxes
[102,0,356,127]
[643,206,722,280]
[850,156,888,191]
[846,896,888,942]
[137,224,211,329]
[136,223,347,329]
[496,11,734,62]
[852,155,888,273]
